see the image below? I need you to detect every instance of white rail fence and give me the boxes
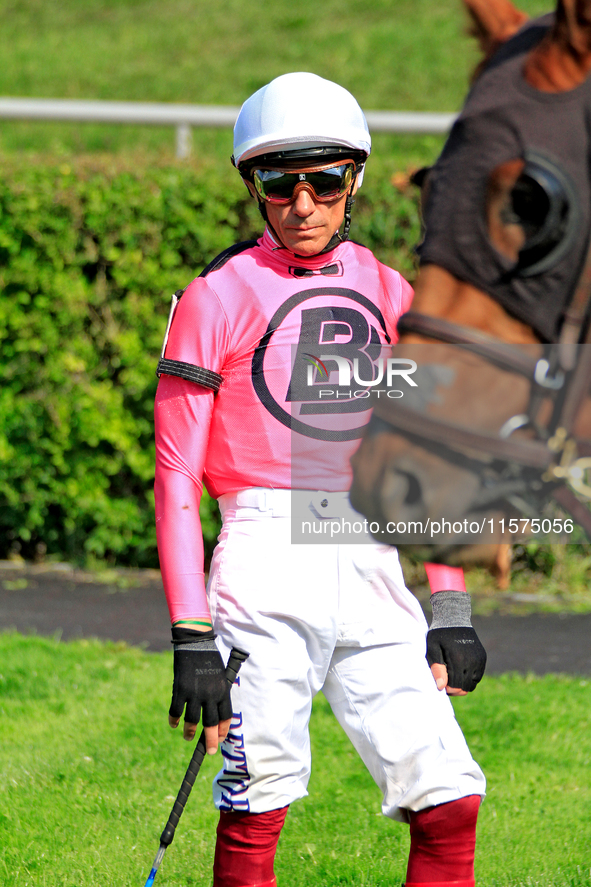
[0,97,457,158]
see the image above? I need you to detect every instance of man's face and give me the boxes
[246,175,359,256]
[265,186,349,255]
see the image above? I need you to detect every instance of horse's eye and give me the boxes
[510,164,571,272]
[487,153,578,277]
[509,174,553,236]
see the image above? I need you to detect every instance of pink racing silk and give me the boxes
[155,228,419,623]
[424,563,467,594]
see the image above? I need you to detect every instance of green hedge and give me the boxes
[0,158,420,567]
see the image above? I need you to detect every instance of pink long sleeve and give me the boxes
[154,373,215,624]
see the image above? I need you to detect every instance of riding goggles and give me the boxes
[252,160,356,204]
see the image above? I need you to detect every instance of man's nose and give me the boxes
[291,185,316,216]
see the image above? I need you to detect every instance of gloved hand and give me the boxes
[426,591,487,694]
[169,627,233,748]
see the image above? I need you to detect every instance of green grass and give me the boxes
[1,632,590,886]
[0,0,553,163]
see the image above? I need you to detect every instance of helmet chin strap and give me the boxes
[338,189,355,243]
[257,184,356,257]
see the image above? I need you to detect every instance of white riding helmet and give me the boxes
[232,72,371,173]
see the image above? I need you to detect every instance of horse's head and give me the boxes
[350,0,591,549]
[416,0,591,342]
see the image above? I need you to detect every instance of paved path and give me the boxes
[1,563,591,675]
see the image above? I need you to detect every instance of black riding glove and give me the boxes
[170,627,233,726]
[426,591,487,692]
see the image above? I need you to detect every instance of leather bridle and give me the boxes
[370,289,591,536]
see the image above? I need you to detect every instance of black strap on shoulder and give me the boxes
[198,240,258,278]
[156,358,223,391]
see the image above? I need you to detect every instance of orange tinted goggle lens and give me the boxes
[253,163,354,204]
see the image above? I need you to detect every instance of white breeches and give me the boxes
[207,489,486,822]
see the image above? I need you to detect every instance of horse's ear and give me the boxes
[464,0,529,61]
[524,0,591,91]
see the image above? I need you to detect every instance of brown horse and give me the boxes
[350,0,591,555]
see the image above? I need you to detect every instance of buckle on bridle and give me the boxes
[534,357,565,390]
[542,428,591,498]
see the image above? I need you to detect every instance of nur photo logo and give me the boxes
[304,354,418,398]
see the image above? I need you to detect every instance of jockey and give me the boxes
[154,72,487,887]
